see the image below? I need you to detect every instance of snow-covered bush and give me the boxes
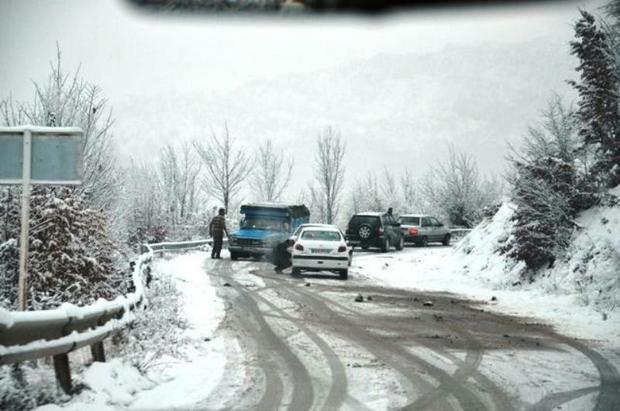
[506,95,599,273]
[0,187,128,310]
[0,364,61,411]
[111,268,188,371]
[509,157,580,271]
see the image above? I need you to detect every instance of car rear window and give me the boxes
[301,230,342,241]
[398,216,420,225]
[350,216,380,225]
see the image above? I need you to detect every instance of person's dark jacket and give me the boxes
[272,240,291,267]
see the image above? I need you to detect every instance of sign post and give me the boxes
[0,126,83,311]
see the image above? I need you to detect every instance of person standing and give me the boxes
[209,208,228,259]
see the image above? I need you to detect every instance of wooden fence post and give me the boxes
[90,341,106,362]
[52,353,72,394]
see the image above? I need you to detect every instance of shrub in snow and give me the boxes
[111,271,188,372]
[0,187,128,310]
[509,157,580,271]
[0,365,61,411]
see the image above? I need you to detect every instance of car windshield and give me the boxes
[398,216,421,225]
[241,217,283,231]
[301,230,342,241]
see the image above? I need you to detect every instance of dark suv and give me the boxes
[345,212,404,252]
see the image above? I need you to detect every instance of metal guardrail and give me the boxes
[147,239,213,253]
[0,239,211,393]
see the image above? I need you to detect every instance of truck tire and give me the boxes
[339,269,348,280]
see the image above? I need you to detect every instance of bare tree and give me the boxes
[251,139,293,202]
[124,159,167,245]
[418,145,500,227]
[381,168,401,214]
[400,168,422,213]
[158,142,202,231]
[193,124,252,212]
[309,127,346,224]
[0,45,119,211]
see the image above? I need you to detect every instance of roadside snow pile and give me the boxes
[34,251,228,410]
[543,187,620,314]
[454,191,620,317]
[453,203,524,287]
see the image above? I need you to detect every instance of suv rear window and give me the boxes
[398,216,420,225]
[349,216,380,226]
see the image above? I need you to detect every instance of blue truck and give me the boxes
[228,203,310,261]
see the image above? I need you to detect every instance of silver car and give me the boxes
[397,214,451,246]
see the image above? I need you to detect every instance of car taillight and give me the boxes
[295,243,304,251]
[408,227,419,236]
[338,245,347,252]
[377,226,384,235]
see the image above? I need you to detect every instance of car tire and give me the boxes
[292,267,301,276]
[230,252,239,261]
[381,238,389,252]
[348,250,353,266]
[339,269,348,280]
[442,234,451,246]
[396,236,404,251]
[358,224,373,241]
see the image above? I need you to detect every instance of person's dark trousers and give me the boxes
[274,256,291,273]
[212,232,223,258]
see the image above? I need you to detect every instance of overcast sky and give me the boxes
[0,0,606,202]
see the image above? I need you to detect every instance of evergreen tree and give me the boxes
[0,188,128,310]
[509,158,578,271]
[569,10,620,186]
[508,98,584,272]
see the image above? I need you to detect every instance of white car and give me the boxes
[291,226,351,280]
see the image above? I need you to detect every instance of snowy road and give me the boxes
[193,248,620,411]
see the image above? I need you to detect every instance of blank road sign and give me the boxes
[0,133,22,181]
[0,127,83,185]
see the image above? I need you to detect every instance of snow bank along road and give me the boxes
[197,247,620,411]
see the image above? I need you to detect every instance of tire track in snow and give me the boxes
[295,282,513,411]
[250,281,349,410]
[280,281,484,411]
[211,260,314,411]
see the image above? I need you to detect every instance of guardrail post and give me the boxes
[53,353,72,393]
[90,341,106,362]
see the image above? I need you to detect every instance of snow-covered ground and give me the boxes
[352,198,620,346]
[37,251,231,411]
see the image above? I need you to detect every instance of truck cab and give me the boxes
[228,203,310,260]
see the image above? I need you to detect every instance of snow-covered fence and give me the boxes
[0,239,210,394]
[146,239,213,254]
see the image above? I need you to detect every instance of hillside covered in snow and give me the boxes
[454,185,620,322]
